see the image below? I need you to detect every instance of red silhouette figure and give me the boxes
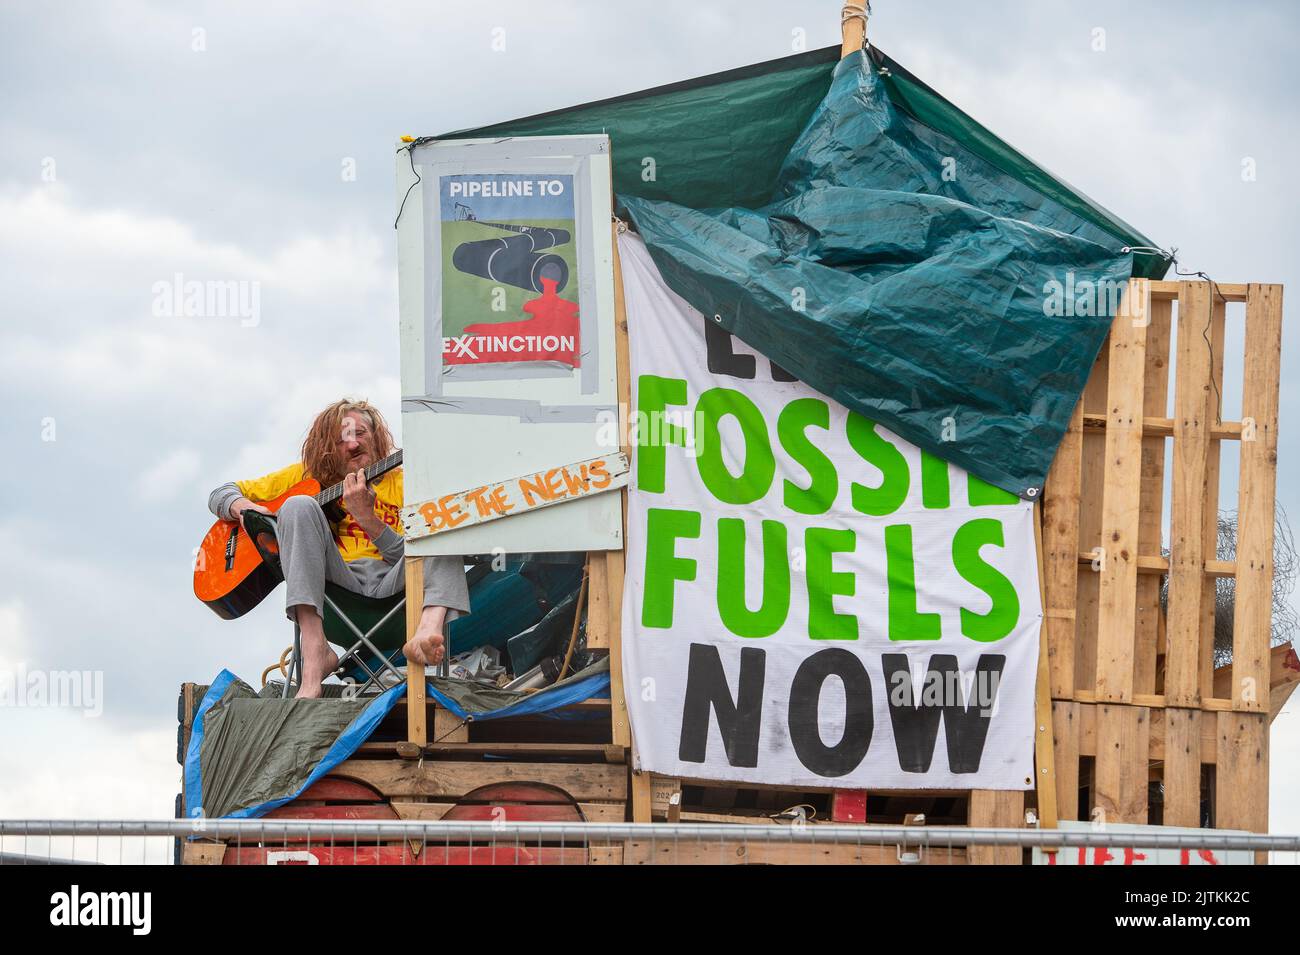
[449,278,581,367]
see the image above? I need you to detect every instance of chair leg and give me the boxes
[324,593,408,697]
[283,622,302,699]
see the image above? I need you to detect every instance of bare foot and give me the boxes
[295,645,340,699]
[402,628,445,668]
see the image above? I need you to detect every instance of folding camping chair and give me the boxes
[241,511,444,699]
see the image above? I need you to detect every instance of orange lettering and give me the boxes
[588,458,611,489]
[486,485,515,515]
[465,486,492,518]
[560,466,590,496]
[518,474,551,507]
[419,494,470,531]
[544,468,566,498]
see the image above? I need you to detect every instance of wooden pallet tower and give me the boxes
[1042,278,1289,856]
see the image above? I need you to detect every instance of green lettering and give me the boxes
[845,414,909,515]
[806,527,858,640]
[920,450,951,509]
[967,473,1019,506]
[642,507,701,628]
[886,524,940,640]
[636,375,688,494]
[778,398,838,515]
[717,518,790,637]
[952,518,1019,641]
[695,387,776,505]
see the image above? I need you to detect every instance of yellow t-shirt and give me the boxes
[237,462,404,563]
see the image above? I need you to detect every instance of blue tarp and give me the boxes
[183,662,610,820]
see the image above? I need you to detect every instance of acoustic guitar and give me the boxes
[193,450,404,619]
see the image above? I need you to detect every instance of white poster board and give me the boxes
[396,135,621,556]
[618,233,1043,791]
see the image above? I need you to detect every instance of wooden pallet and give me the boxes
[1042,279,1285,858]
[179,694,630,865]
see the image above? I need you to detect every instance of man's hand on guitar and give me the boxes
[341,469,385,538]
[230,497,272,529]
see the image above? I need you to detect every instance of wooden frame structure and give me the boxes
[1042,279,1287,853]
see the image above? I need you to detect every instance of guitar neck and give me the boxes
[314,450,403,506]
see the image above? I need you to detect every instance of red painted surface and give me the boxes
[442,803,584,822]
[224,846,590,865]
[831,790,869,823]
[297,778,385,802]
[265,804,399,821]
[458,782,579,804]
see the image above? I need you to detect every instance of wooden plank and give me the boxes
[181,841,226,865]
[967,791,1024,865]
[606,548,632,747]
[1075,552,1235,577]
[358,741,626,761]
[1032,505,1059,832]
[622,840,966,866]
[586,551,610,650]
[607,220,634,750]
[1075,335,1113,694]
[224,845,591,865]
[1096,279,1149,703]
[334,759,628,802]
[1161,707,1201,827]
[392,800,625,823]
[1165,282,1215,706]
[841,0,867,55]
[1215,711,1268,862]
[1198,297,1227,699]
[1213,641,1299,719]
[1080,412,1243,440]
[404,559,426,746]
[1051,701,1080,821]
[432,705,468,744]
[1135,295,1173,695]
[587,845,625,865]
[1074,689,1235,711]
[1043,399,1083,697]
[1092,704,1150,824]
[1146,707,1218,763]
[1231,284,1284,712]
[1150,281,1249,302]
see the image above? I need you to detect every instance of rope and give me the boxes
[557,562,591,682]
[840,1,870,50]
[261,645,294,688]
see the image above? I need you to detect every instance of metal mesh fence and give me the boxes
[2,820,1297,866]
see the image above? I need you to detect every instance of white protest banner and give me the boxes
[619,233,1042,791]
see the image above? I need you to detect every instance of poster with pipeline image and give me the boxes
[439,173,580,369]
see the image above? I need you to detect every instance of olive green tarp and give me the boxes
[184,659,611,819]
[442,44,1168,497]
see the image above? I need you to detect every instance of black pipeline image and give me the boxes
[451,221,572,294]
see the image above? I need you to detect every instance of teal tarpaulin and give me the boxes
[622,51,1152,498]
[443,45,1168,497]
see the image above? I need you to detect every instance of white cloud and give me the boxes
[137,448,202,500]
[0,599,29,673]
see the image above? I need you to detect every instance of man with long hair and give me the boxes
[207,398,469,697]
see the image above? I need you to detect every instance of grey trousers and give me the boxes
[274,495,470,625]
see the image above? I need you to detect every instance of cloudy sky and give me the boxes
[1,0,1296,850]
